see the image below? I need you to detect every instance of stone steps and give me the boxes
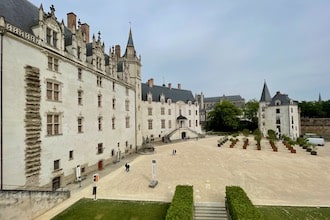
[194,202,228,220]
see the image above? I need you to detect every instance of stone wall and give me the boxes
[0,190,70,220]
[300,117,330,140]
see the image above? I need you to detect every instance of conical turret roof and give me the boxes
[260,81,271,102]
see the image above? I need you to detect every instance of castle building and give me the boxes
[258,82,300,139]
[0,0,200,190]
[195,92,245,128]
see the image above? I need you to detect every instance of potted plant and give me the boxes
[311,145,317,155]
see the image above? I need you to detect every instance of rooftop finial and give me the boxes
[50,4,55,15]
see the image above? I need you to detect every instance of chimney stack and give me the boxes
[168,83,172,89]
[178,83,181,90]
[115,45,121,58]
[81,23,90,43]
[148,78,154,87]
[67,12,76,32]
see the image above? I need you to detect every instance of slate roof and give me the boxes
[0,0,39,34]
[260,81,272,102]
[269,92,296,106]
[204,95,244,103]
[141,83,195,103]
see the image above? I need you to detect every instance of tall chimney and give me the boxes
[67,12,76,32]
[148,78,154,87]
[115,45,121,58]
[178,83,181,90]
[81,23,90,43]
[168,83,172,89]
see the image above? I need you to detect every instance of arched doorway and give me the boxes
[181,132,186,139]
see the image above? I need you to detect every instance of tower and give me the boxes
[259,81,271,136]
[123,28,143,148]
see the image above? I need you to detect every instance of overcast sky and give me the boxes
[29,0,330,101]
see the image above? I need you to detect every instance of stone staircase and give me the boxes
[194,202,229,220]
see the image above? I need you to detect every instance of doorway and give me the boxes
[52,177,61,191]
[98,160,103,170]
[181,132,186,139]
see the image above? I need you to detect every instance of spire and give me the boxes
[318,93,322,102]
[260,81,271,102]
[124,27,136,58]
[127,27,134,47]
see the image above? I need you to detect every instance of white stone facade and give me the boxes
[0,1,200,190]
[258,83,300,140]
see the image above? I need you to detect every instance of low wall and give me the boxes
[300,117,330,140]
[0,190,70,220]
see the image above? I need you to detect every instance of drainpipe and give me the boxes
[0,17,4,190]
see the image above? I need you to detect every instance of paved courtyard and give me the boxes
[36,135,330,219]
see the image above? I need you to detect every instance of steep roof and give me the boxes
[0,0,39,34]
[141,83,195,103]
[127,28,134,47]
[269,92,296,106]
[260,81,272,102]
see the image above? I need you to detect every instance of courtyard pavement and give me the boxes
[35,135,330,219]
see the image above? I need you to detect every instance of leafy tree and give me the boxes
[206,100,242,131]
[299,100,330,118]
[241,99,259,130]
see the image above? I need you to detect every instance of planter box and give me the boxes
[311,151,317,155]
[291,149,296,153]
[307,148,312,152]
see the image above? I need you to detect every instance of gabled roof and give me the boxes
[204,95,244,103]
[141,83,195,103]
[0,0,39,34]
[260,81,272,102]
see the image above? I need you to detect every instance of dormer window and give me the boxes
[147,93,152,104]
[46,27,58,48]
[188,101,192,106]
[160,95,165,104]
[167,99,172,105]
[275,100,281,106]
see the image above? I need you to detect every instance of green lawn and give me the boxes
[258,206,330,220]
[52,198,170,220]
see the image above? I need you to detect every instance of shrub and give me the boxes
[166,185,194,220]
[226,186,262,220]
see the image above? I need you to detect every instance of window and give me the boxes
[148,108,152,116]
[189,110,191,115]
[112,98,116,109]
[276,117,281,124]
[77,46,81,59]
[69,150,73,160]
[126,116,130,128]
[125,100,130,111]
[147,93,152,104]
[47,113,61,136]
[46,28,51,44]
[276,108,280,114]
[196,120,198,127]
[98,116,102,131]
[48,56,59,71]
[168,109,171,115]
[97,143,103,154]
[179,109,182,115]
[148,119,153,130]
[78,68,82,80]
[98,95,102,107]
[196,110,198,115]
[112,82,115,91]
[46,27,58,47]
[168,120,172,129]
[126,87,129,96]
[161,119,165,129]
[111,149,115,157]
[112,117,115,129]
[96,57,102,70]
[54,159,60,170]
[53,31,58,47]
[78,90,83,105]
[161,107,165,115]
[189,120,191,127]
[47,81,60,101]
[77,117,83,133]
[97,76,102,87]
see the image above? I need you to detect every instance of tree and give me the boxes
[242,99,259,130]
[206,100,242,131]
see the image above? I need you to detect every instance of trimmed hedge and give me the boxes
[165,185,194,220]
[226,186,262,220]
